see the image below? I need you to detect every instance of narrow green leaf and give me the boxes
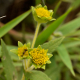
[57,44,75,76]
[53,1,61,17]
[35,7,72,47]
[0,10,31,38]
[1,39,18,80]
[41,37,64,53]
[65,41,80,48]
[57,17,80,35]
[24,70,51,80]
[66,30,80,36]
[72,0,80,9]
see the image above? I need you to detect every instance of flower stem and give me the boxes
[31,23,41,48]
[21,23,41,80]
[21,74,25,80]
[23,59,27,70]
[27,65,35,71]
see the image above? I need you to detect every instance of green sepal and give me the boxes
[47,53,53,58]
[10,49,18,55]
[32,63,42,69]
[49,10,53,16]
[19,55,30,60]
[37,45,42,50]
[32,62,46,69]
[46,60,51,64]
[50,18,56,21]
[28,48,33,52]
[26,42,31,48]
[37,65,41,68]
[44,5,47,9]
[41,65,45,69]
[31,6,35,16]
[36,4,42,8]
[33,63,38,69]
[18,41,23,47]
[23,55,31,59]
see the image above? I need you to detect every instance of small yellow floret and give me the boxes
[18,45,28,58]
[29,48,49,65]
[35,8,51,19]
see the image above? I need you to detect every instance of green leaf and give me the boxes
[24,70,51,80]
[57,44,75,76]
[1,39,18,80]
[65,41,80,48]
[35,7,72,47]
[18,67,23,80]
[45,67,60,80]
[0,46,19,61]
[72,0,80,9]
[0,62,22,68]
[0,10,31,38]
[66,30,80,36]
[57,17,80,35]
[53,1,61,17]
[41,37,64,53]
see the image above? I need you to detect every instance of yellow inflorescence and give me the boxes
[18,45,29,57]
[29,48,49,65]
[35,7,51,19]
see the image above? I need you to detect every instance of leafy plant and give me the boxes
[0,0,80,80]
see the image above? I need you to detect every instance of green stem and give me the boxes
[21,23,41,80]
[21,74,25,80]
[27,65,35,72]
[31,23,41,48]
[23,59,27,70]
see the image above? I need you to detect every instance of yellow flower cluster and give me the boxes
[29,48,49,65]
[35,7,52,20]
[18,45,29,58]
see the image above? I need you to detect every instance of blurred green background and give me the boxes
[0,0,80,80]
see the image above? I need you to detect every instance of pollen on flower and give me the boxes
[35,7,52,19]
[18,45,28,58]
[29,48,49,65]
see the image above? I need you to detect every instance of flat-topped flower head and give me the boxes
[10,41,31,59]
[29,45,52,69]
[31,4,55,23]
[35,7,52,20]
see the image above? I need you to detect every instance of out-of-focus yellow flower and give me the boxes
[10,41,31,59]
[18,45,29,58]
[31,4,55,23]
